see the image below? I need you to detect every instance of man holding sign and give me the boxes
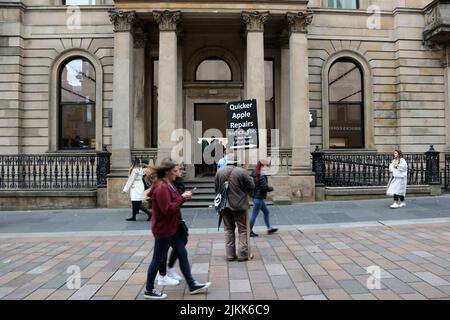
[215,153,254,261]
[214,99,259,261]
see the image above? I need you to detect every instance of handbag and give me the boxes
[214,167,235,230]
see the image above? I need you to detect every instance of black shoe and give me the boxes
[250,231,259,237]
[126,217,136,221]
[146,216,151,222]
[144,289,167,299]
[189,281,211,295]
[267,228,278,234]
[227,256,237,262]
[237,256,248,262]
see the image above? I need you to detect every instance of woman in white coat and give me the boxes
[386,149,408,209]
[123,160,152,221]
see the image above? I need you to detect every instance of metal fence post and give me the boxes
[97,147,111,188]
[311,146,325,186]
[425,144,440,185]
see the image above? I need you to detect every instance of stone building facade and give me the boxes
[1,0,449,207]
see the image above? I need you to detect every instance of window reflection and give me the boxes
[59,58,96,149]
[329,59,364,148]
[63,0,97,5]
[328,0,358,9]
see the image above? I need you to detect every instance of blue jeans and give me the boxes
[145,232,195,291]
[250,198,271,231]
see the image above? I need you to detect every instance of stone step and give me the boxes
[271,195,292,205]
[324,185,432,201]
[182,200,273,208]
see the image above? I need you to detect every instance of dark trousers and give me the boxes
[146,233,195,291]
[132,201,151,216]
[393,194,405,202]
[159,233,188,275]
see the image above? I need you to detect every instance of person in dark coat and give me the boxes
[158,163,187,282]
[249,160,278,237]
[144,158,210,299]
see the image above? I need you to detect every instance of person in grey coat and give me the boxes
[215,153,255,261]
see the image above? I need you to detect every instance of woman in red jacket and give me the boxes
[144,158,211,299]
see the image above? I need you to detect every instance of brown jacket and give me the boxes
[215,165,255,212]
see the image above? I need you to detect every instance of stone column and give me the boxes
[107,10,136,207]
[153,10,181,162]
[133,28,148,149]
[109,10,136,171]
[279,31,291,148]
[285,11,316,202]
[287,11,313,175]
[242,11,269,162]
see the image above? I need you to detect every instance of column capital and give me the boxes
[153,10,181,32]
[242,11,269,33]
[108,10,137,33]
[286,11,313,35]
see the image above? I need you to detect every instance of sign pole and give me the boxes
[244,149,253,260]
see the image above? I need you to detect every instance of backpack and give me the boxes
[214,167,234,230]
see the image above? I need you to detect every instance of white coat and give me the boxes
[123,167,146,201]
[386,158,408,196]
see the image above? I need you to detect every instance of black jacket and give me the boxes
[173,176,186,195]
[250,171,273,200]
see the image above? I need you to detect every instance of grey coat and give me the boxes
[215,165,255,212]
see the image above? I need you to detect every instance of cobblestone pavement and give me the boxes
[1,222,450,300]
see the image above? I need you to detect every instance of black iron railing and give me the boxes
[0,150,111,190]
[312,145,441,187]
[445,154,450,190]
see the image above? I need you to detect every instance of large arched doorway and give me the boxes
[184,48,243,177]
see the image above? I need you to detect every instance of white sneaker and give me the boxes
[157,275,179,286]
[399,202,406,208]
[167,268,182,281]
[390,202,400,209]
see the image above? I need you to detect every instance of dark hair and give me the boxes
[151,158,178,180]
[128,158,141,176]
[394,149,403,159]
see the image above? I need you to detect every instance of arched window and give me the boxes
[195,57,232,81]
[328,58,364,148]
[59,57,96,149]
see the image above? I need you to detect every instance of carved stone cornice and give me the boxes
[242,11,269,33]
[286,10,313,35]
[108,10,137,33]
[153,10,181,32]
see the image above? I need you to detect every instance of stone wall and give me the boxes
[308,4,446,154]
[0,1,114,154]
[0,0,447,156]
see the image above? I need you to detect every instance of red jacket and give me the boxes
[149,180,185,239]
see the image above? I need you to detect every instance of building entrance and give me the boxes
[194,103,227,177]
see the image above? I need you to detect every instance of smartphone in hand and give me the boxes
[191,187,198,193]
